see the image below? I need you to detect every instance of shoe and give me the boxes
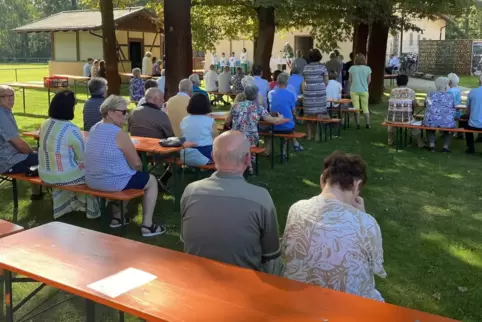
[366,124,371,129]
[293,145,304,152]
[141,223,166,237]
[356,125,361,130]
[86,212,101,220]
[110,217,131,228]
[466,149,475,154]
[30,193,44,201]
[442,148,451,153]
[157,179,173,195]
[430,147,436,153]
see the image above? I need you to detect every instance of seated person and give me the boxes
[0,85,42,200]
[385,54,399,75]
[238,76,264,107]
[39,91,100,220]
[253,66,270,108]
[448,72,464,138]
[157,69,166,95]
[465,75,482,154]
[269,73,304,155]
[129,68,145,103]
[204,64,218,92]
[189,73,209,98]
[166,79,192,137]
[137,79,159,107]
[231,67,244,94]
[325,71,342,108]
[288,66,304,97]
[282,151,386,301]
[85,95,165,237]
[91,60,100,80]
[423,77,455,152]
[181,130,282,275]
[216,66,232,105]
[386,74,424,148]
[83,77,107,131]
[180,94,218,166]
[269,70,282,90]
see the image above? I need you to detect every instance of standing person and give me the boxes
[142,52,153,76]
[349,53,372,129]
[343,53,354,93]
[83,77,107,131]
[83,58,93,77]
[90,60,100,80]
[303,48,329,141]
[229,52,237,75]
[152,59,162,76]
[325,52,343,84]
[220,53,228,68]
[129,68,145,104]
[39,91,100,220]
[282,151,386,301]
[240,48,249,74]
[465,75,482,154]
[291,50,307,75]
[211,52,218,69]
[97,60,106,78]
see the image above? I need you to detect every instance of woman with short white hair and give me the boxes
[142,51,153,75]
[129,68,144,103]
[85,95,165,237]
[234,76,264,106]
[189,73,209,97]
[447,73,462,106]
[422,77,456,152]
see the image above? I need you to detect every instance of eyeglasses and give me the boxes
[114,109,129,115]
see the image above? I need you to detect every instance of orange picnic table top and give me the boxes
[53,74,91,81]
[0,222,459,322]
[118,73,152,80]
[0,220,23,239]
[6,82,68,91]
[380,122,482,134]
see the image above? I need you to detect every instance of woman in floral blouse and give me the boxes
[129,68,145,103]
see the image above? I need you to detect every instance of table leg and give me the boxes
[270,126,275,170]
[99,198,108,232]
[141,152,148,172]
[12,179,18,223]
[279,138,284,164]
[85,299,95,322]
[0,268,4,320]
[22,88,26,113]
[396,128,400,152]
[4,270,12,322]
[173,155,180,212]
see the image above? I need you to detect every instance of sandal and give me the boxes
[141,223,166,237]
[110,217,131,228]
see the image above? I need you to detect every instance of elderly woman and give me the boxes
[157,69,166,95]
[85,95,165,237]
[303,49,329,140]
[234,75,264,106]
[130,68,145,104]
[423,77,456,152]
[152,59,162,76]
[231,67,244,94]
[142,51,153,76]
[282,151,386,302]
[83,77,107,131]
[39,91,100,219]
[90,59,100,80]
[188,73,208,98]
[349,53,372,129]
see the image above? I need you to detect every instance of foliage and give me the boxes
[446,4,482,39]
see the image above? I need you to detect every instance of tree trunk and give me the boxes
[99,0,120,95]
[353,22,369,56]
[164,0,193,99]
[367,20,389,104]
[253,6,275,80]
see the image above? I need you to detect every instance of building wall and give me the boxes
[54,32,77,61]
[48,60,135,80]
[79,31,103,60]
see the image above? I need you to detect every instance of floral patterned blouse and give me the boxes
[230,100,268,146]
[130,77,145,103]
[282,195,387,302]
[423,91,455,128]
[387,87,416,123]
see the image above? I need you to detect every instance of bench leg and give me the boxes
[11,179,18,223]
[279,138,284,164]
[270,129,275,170]
[4,270,12,322]
[396,127,401,152]
[99,198,108,232]
[173,156,181,213]
[286,139,290,161]
[324,123,328,142]
[329,123,333,140]
[255,154,259,176]
[318,122,322,144]
[85,299,95,322]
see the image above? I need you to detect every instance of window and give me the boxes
[409,33,414,46]
[417,34,421,44]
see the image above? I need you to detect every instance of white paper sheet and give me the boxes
[210,112,228,117]
[87,267,157,298]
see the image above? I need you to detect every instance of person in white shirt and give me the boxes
[204,65,219,105]
[325,71,343,108]
[385,54,400,74]
[217,66,232,105]
[137,79,159,107]
[83,58,93,77]
[157,69,166,95]
[253,66,270,108]
[220,53,228,68]
[142,52,153,76]
[229,52,237,75]
[211,53,219,70]
[240,48,249,74]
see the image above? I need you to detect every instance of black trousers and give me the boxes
[465,124,482,152]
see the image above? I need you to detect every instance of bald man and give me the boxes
[181,130,283,275]
[0,85,42,199]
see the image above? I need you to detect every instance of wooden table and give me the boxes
[6,82,69,113]
[53,74,90,94]
[118,72,152,80]
[0,222,458,322]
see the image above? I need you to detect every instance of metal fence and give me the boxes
[0,67,49,83]
[0,57,51,64]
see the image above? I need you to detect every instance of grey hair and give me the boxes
[161,69,166,76]
[291,66,300,74]
[178,78,193,94]
[241,75,255,88]
[132,68,141,75]
[435,77,450,92]
[213,132,251,168]
[277,72,289,86]
[447,73,459,87]
[189,73,200,85]
[244,85,259,101]
[88,77,107,96]
[100,95,128,117]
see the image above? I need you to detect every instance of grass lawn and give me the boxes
[1,65,482,321]
[457,75,479,89]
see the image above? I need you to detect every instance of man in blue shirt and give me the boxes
[83,58,93,77]
[465,75,482,154]
[253,66,269,108]
[385,54,399,75]
[83,77,107,131]
[269,73,304,156]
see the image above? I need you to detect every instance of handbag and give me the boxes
[25,166,39,177]
[159,137,186,147]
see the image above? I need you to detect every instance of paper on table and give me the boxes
[87,267,157,298]
[210,111,228,116]
[131,139,139,145]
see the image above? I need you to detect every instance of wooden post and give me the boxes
[50,31,55,61]
[100,0,120,95]
[75,31,80,61]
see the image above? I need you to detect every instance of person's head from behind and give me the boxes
[189,73,201,86]
[152,56,157,63]
[209,64,216,71]
[222,52,226,57]
[156,59,162,66]
[242,48,247,53]
[321,151,367,204]
[241,75,255,88]
[330,52,337,60]
[100,95,129,127]
[244,85,259,101]
[88,77,107,98]
[87,58,94,64]
[272,70,282,82]
[390,54,394,59]
[93,59,99,67]
[212,130,251,174]
[277,72,289,89]
[236,67,243,75]
[447,73,459,88]
[0,85,15,109]
[435,77,450,92]
[145,51,152,58]
[144,88,164,108]
[339,54,344,61]
[328,71,338,80]
[354,53,366,65]
[253,66,263,76]
[187,93,212,115]
[396,74,409,87]
[296,50,303,58]
[132,68,141,78]
[231,52,235,57]
[291,65,300,75]
[308,48,322,63]
[334,49,340,57]
[144,79,157,92]
[99,60,105,69]
[224,66,230,73]
[49,91,76,121]
[179,78,193,96]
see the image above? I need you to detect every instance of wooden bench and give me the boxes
[207,91,238,103]
[259,132,307,164]
[0,173,144,233]
[295,117,342,141]
[0,220,23,239]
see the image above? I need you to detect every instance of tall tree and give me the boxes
[99,0,120,95]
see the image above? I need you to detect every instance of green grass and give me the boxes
[457,75,478,89]
[1,65,482,321]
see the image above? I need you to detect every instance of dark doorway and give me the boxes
[295,36,314,61]
[129,40,143,70]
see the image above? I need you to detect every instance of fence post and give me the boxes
[15,69,18,82]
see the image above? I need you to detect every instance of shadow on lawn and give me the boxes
[14,113,49,120]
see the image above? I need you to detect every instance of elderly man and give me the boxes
[157,69,166,95]
[385,54,400,74]
[137,79,159,107]
[83,77,107,131]
[166,79,192,137]
[465,75,482,154]
[181,130,282,275]
[188,73,208,98]
[204,64,218,92]
[216,66,232,105]
[325,52,343,84]
[253,66,270,108]
[291,50,307,75]
[0,85,42,199]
